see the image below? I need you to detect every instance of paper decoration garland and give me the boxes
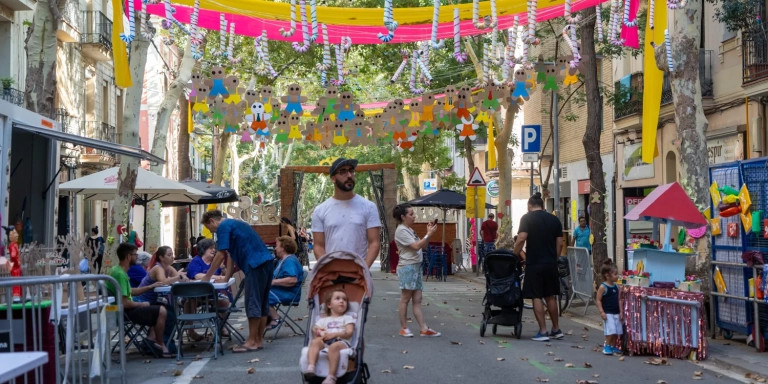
[564,0,581,23]
[649,0,655,29]
[430,0,446,49]
[227,22,240,63]
[526,0,541,45]
[162,0,189,34]
[409,50,425,94]
[308,0,319,43]
[318,24,331,86]
[120,0,136,43]
[332,38,351,86]
[190,0,203,59]
[664,29,673,71]
[453,8,467,62]
[377,0,398,42]
[596,5,604,39]
[254,31,278,78]
[218,13,227,55]
[292,0,311,52]
[391,51,409,83]
[608,0,623,45]
[667,0,687,9]
[621,0,637,27]
[563,25,581,68]
[280,0,297,37]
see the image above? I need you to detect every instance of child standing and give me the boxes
[596,259,622,355]
[304,289,356,384]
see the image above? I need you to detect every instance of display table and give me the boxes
[0,352,49,382]
[153,277,235,293]
[621,285,707,360]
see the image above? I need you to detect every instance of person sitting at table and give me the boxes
[106,243,174,358]
[185,238,232,340]
[134,246,189,304]
[127,251,152,288]
[266,235,303,330]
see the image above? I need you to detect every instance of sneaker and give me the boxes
[549,329,564,340]
[612,346,622,355]
[602,345,613,355]
[531,331,550,342]
[399,328,414,337]
[420,329,441,337]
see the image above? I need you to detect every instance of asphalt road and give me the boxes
[122,266,742,384]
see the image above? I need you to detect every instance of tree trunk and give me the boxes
[211,132,232,185]
[494,106,519,250]
[105,36,150,268]
[175,94,192,256]
[656,0,711,290]
[580,8,609,269]
[144,43,196,252]
[24,0,61,116]
[229,140,261,193]
[400,169,419,200]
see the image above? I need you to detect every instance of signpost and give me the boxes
[467,167,487,276]
[521,124,541,196]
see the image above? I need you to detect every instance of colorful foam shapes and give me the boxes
[709,181,721,207]
[718,185,739,196]
[739,184,752,214]
[720,206,741,218]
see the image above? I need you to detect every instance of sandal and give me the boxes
[265,320,280,331]
[187,331,205,342]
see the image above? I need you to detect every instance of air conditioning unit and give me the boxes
[560,167,568,179]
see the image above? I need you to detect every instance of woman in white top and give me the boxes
[392,204,441,338]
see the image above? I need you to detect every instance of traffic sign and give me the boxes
[487,180,499,198]
[523,153,539,162]
[467,167,487,186]
[521,124,541,153]
[465,186,487,218]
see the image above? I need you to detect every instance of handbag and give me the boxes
[135,237,143,248]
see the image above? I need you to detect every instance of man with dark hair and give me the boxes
[106,243,172,357]
[311,157,381,268]
[571,215,592,253]
[514,192,565,342]
[201,209,274,353]
[480,213,498,270]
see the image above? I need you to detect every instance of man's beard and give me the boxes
[335,177,355,192]
[129,258,137,266]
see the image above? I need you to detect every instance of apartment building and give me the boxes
[519,33,616,253]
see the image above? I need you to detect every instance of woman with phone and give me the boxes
[392,204,441,338]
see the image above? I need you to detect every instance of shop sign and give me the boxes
[577,179,590,195]
[623,142,654,181]
[423,178,438,194]
[707,133,743,165]
[487,180,499,197]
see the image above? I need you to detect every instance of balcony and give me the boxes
[80,11,112,62]
[743,31,768,84]
[1,87,24,107]
[79,121,117,165]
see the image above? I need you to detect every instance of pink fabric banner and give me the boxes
[134,0,610,45]
[619,0,640,49]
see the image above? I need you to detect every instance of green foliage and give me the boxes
[705,0,764,32]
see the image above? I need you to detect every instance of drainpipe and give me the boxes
[746,97,750,160]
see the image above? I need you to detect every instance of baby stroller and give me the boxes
[299,251,373,384]
[480,249,524,338]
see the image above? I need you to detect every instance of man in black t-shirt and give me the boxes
[514,192,564,342]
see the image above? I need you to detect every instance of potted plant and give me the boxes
[1,77,14,90]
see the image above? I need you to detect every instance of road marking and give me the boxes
[173,358,209,384]
[529,360,554,374]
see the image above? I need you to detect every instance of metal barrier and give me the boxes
[0,274,126,384]
[566,247,596,315]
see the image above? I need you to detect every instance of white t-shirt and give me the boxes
[315,314,356,344]
[394,224,422,267]
[311,195,381,260]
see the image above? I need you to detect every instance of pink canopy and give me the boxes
[624,182,707,229]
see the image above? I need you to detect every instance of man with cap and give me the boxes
[312,158,381,268]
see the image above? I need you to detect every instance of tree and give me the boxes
[580,7,609,268]
[655,0,711,282]
[175,94,192,255]
[23,0,63,116]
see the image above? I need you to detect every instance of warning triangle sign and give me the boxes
[467,167,487,186]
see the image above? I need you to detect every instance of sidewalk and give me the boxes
[450,270,768,382]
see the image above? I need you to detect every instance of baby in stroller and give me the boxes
[304,289,356,384]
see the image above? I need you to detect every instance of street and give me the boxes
[121,266,741,384]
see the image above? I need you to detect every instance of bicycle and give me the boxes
[557,256,572,314]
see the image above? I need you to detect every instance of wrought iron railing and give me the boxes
[80,11,112,50]
[700,50,714,97]
[81,120,117,157]
[1,87,24,107]
[743,29,768,83]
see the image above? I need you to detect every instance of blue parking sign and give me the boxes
[521,124,541,153]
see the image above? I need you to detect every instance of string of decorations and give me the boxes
[121,0,136,43]
[453,8,467,62]
[377,0,398,42]
[280,0,297,37]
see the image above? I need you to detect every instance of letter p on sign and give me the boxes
[521,124,541,153]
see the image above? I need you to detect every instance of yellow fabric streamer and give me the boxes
[201,204,217,238]
[169,0,565,26]
[187,101,194,134]
[640,0,666,163]
[111,0,132,88]
[487,117,497,170]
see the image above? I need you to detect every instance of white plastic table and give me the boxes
[0,352,49,382]
[60,296,115,317]
[153,277,235,294]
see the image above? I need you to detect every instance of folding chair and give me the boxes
[264,270,308,340]
[171,282,221,360]
[111,312,159,358]
[218,279,246,344]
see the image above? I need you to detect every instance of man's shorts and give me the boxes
[604,313,622,336]
[244,261,275,318]
[522,263,560,299]
[126,304,162,326]
[396,263,423,291]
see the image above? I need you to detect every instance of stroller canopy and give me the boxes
[484,249,522,280]
[307,251,375,304]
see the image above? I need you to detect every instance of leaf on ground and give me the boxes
[656,380,667,384]
[593,374,600,378]
[553,357,564,362]
[479,341,486,345]
[545,343,552,347]
[248,358,260,363]
[584,362,592,368]
[402,350,408,354]
[381,369,392,373]
[583,327,590,331]
[535,378,549,382]
[450,341,462,345]
[691,376,703,380]
[143,360,152,364]
[566,330,574,335]
[172,370,183,376]
[247,368,255,374]
[193,375,204,379]
[546,351,555,356]
[443,301,447,304]
[571,345,585,349]
[403,365,415,369]
[645,358,670,366]
[176,361,184,365]
[565,363,575,368]
[497,357,505,361]
[618,356,625,361]
[520,357,529,361]
[193,355,202,361]
[469,314,476,317]
[693,371,702,377]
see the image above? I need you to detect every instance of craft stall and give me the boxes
[622,181,709,360]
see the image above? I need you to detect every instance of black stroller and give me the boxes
[480,249,524,338]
